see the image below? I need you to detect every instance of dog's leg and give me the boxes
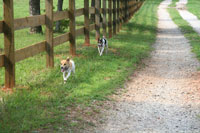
[98,46,101,56]
[100,46,104,56]
[63,72,67,84]
[66,70,72,80]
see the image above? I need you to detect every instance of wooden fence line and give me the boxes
[95,0,100,40]
[0,0,144,89]
[113,0,116,35]
[117,0,120,32]
[103,0,107,37]
[84,0,90,46]
[119,0,123,29]
[109,0,113,38]
[69,0,76,56]
[45,0,54,68]
[3,0,15,88]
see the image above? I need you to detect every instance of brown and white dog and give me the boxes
[60,57,75,83]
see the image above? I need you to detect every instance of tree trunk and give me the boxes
[29,0,42,33]
[55,0,63,32]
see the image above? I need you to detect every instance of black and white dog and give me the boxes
[97,36,108,56]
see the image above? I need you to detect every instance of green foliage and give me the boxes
[54,19,69,32]
[54,8,70,32]
[0,0,162,132]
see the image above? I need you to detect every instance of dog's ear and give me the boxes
[66,57,70,62]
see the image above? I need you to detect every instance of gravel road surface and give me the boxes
[87,0,200,132]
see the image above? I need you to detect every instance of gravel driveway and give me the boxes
[89,0,200,132]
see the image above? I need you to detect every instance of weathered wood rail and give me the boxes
[0,0,144,89]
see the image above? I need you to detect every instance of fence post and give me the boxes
[137,0,140,9]
[128,0,130,20]
[125,0,128,22]
[133,0,136,17]
[103,0,107,37]
[113,0,116,35]
[130,0,133,17]
[3,0,15,89]
[129,0,132,19]
[123,0,126,22]
[84,0,90,46]
[95,0,100,40]
[69,0,76,56]
[108,0,112,38]
[45,0,54,68]
[117,0,120,32]
[119,0,123,29]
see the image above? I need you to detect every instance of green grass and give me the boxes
[0,0,162,132]
[0,0,84,19]
[169,0,178,7]
[187,0,200,19]
[168,2,200,60]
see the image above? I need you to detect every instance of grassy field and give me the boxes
[0,0,162,132]
[187,0,200,19]
[168,1,200,61]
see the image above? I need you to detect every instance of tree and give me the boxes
[29,0,42,33]
[55,0,64,32]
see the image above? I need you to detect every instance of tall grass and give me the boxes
[0,0,162,132]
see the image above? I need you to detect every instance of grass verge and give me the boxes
[187,0,200,19]
[168,3,200,60]
[0,0,162,132]
[169,0,178,7]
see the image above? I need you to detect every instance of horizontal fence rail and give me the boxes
[0,0,144,89]
[0,8,96,34]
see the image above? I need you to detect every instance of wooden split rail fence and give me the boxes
[0,0,144,89]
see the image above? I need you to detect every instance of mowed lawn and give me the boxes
[187,0,200,20]
[0,0,162,132]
